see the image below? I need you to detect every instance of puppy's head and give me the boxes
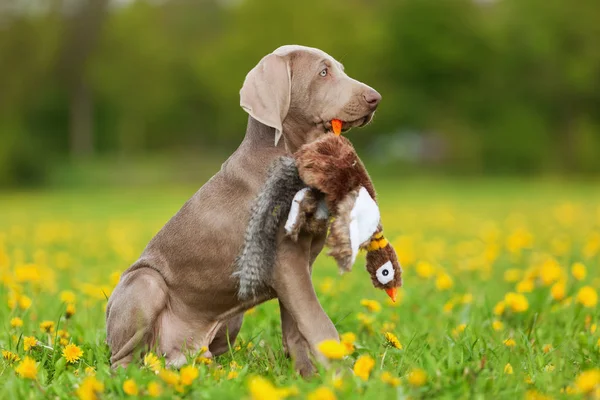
[240,45,381,147]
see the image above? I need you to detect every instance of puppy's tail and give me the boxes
[233,156,305,301]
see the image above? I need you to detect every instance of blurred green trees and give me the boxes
[1,0,599,185]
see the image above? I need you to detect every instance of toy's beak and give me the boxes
[385,287,398,302]
[331,119,343,136]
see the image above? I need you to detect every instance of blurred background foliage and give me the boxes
[1,0,600,187]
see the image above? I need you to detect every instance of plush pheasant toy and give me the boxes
[233,120,403,302]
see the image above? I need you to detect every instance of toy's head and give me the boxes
[365,237,403,301]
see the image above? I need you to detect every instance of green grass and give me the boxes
[1,177,599,399]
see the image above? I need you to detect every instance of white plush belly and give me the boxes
[349,187,381,263]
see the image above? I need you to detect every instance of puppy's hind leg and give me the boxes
[209,314,244,357]
[106,266,168,368]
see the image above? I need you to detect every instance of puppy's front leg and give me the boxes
[279,231,327,377]
[273,234,339,365]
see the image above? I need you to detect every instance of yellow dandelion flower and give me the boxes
[384,332,402,349]
[504,338,517,347]
[516,280,534,293]
[66,303,76,318]
[381,371,401,387]
[542,344,553,353]
[382,322,396,332]
[360,299,382,313]
[504,363,514,374]
[504,269,522,283]
[60,290,76,304]
[227,370,239,380]
[10,317,23,328]
[331,376,344,389]
[7,293,17,310]
[147,382,163,397]
[212,368,226,381]
[551,281,566,301]
[40,321,55,333]
[85,367,96,376]
[63,344,84,363]
[493,301,506,316]
[318,339,349,360]
[443,300,455,313]
[574,369,600,394]
[525,375,534,384]
[15,356,38,379]
[435,272,454,291]
[544,364,555,373]
[144,352,161,372]
[341,332,356,353]
[461,293,474,304]
[180,365,199,386]
[19,295,32,310]
[357,312,375,330]
[416,261,435,279]
[76,376,104,400]
[23,336,37,351]
[353,355,375,381]
[123,379,138,396]
[307,386,337,400]
[576,286,598,308]
[539,258,561,286]
[319,278,335,294]
[60,338,69,346]
[14,264,41,283]
[197,356,212,365]
[159,369,180,386]
[57,330,70,340]
[276,385,298,398]
[492,320,504,331]
[571,262,587,281]
[340,332,356,345]
[2,350,20,363]
[504,292,529,313]
[407,368,427,387]
[248,376,282,400]
[590,323,597,334]
[230,360,241,370]
[452,324,467,337]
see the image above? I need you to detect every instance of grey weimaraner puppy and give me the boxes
[106,45,381,376]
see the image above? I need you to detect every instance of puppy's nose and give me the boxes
[363,89,382,109]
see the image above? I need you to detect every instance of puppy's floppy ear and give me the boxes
[240,53,291,146]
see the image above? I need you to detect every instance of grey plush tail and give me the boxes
[232,156,305,301]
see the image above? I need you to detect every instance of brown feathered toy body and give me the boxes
[287,134,402,300]
[233,134,402,302]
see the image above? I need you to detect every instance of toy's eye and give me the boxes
[319,68,328,77]
[376,261,394,285]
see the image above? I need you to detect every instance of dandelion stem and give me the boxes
[380,348,388,370]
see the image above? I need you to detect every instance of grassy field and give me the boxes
[1,177,599,399]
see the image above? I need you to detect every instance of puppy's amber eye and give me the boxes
[319,68,328,77]
[376,261,394,285]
